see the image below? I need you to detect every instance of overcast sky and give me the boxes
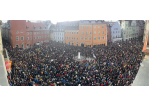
[2,20,117,24]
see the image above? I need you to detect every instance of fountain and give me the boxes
[74,52,95,62]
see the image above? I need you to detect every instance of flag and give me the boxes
[93,53,96,59]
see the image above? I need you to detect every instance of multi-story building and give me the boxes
[1,20,50,49]
[64,20,107,47]
[64,21,79,46]
[118,20,140,41]
[136,20,145,37]
[110,22,122,42]
[53,22,65,43]
[78,20,107,47]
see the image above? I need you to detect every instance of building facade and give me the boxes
[110,22,122,42]
[64,21,79,46]
[53,22,65,43]
[78,20,107,47]
[1,20,50,49]
[118,20,140,41]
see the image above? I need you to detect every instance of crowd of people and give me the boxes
[2,36,145,86]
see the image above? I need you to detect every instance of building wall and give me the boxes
[121,20,139,41]
[107,26,111,42]
[53,32,64,43]
[8,20,50,49]
[92,24,107,46]
[64,30,79,46]
[64,23,107,47]
[111,22,121,42]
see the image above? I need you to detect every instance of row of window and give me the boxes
[65,36,105,40]
[82,26,104,29]
[16,35,49,41]
[113,31,120,33]
[53,33,64,36]
[27,31,50,35]
[26,26,47,30]
[65,31,79,34]
[16,31,23,33]
[54,37,64,40]
[82,31,105,35]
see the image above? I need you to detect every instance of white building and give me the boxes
[118,20,139,41]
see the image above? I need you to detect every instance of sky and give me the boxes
[2,20,117,24]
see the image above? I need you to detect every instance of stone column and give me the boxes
[78,52,80,59]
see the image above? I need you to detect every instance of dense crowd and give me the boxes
[3,36,145,86]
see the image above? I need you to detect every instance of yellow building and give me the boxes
[64,20,107,47]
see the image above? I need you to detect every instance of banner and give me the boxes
[5,61,12,73]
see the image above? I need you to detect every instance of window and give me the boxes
[45,32,46,34]
[94,26,96,29]
[113,31,114,33]
[27,32,29,35]
[82,26,84,29]
[85,37,87,40]
[74,37,75,40]
[107,35,109,37]
[72,37,73,40]
[45,27,46,29]
[86,32,88,35]
[116,31,117,33]
[94,31,96,34]
[77,38,78,40]
[69,37,71,39]
[30,32,32,35]
[77,32,78,34]
[67,37,68,39]
[90,26,92,29]
[45,35,46,38]
[72,32,73,34]
[70,32,71,34]
[40,36,41,39]
[34,26,36,29]
[94,37,96,40]
[21,31,23,33]
[42,36,43,39]
[102,36,104,39]
[37,32,38,34]
[102,26,104,28]
[74,32,75,34]
[81,37,83,40]
[34,37,36,40]
[21,37,24,40]
[86,26,88,29]
[39,32,40,34]
[82,31,84,35]
[40,26,42,29]
[26,26,29,29]
[98,26,100,29]
[30,37,32,40]
[37,36,38,39]
[34,32,36,35]
[16,37,19,41]
[98,31,100,34]
[27,37,29,40]
[16,31,19,33]
[98,37,100,40]
[89,37,91,40]
[90,32,92,35]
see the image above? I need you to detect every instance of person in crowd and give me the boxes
[2,36,144,86]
